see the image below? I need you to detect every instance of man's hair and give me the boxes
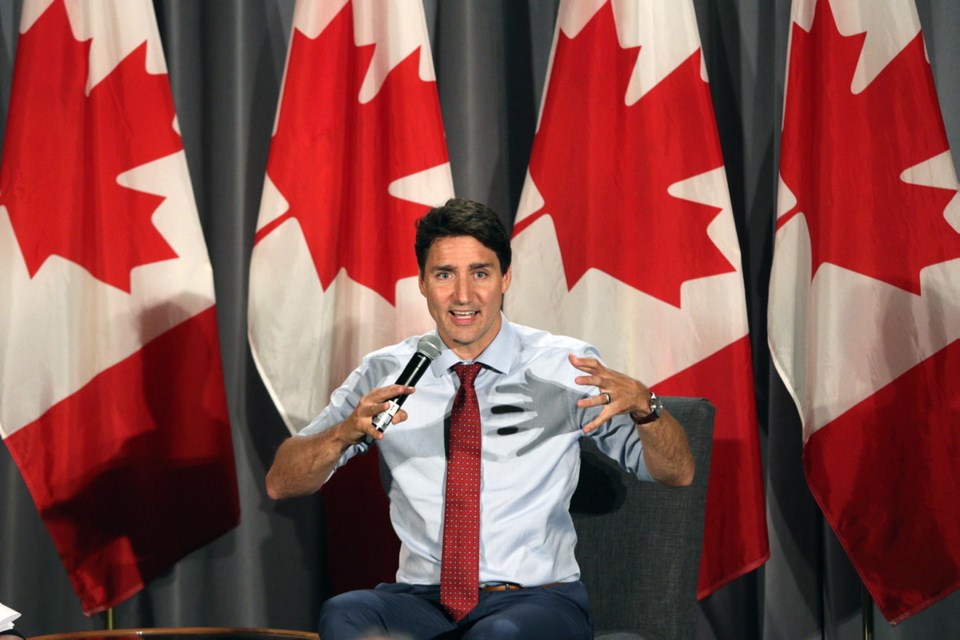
[415,198,512,274]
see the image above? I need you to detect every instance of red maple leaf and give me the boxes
[0,0,182,293]
[512,3,734,307]
[779,1,960,294]
[255,3,449,305]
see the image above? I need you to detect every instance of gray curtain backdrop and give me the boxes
[1,1,959,637]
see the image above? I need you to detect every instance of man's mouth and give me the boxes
[450,310,478,320]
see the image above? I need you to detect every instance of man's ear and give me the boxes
[501,266,512,293]
[418,272,426,296]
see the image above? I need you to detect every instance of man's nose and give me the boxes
[453,277,471,303]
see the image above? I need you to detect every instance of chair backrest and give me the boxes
[572,396,715,640]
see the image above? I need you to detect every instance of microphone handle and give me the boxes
[360,352,432,446]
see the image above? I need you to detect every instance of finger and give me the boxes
[578,391,619,432]
[574,374,603,388]
[581,410,611,434]
[355,402,397,441]
[356,399,395,424]
[368,400,393,418]
[568,353,602,373]
[577,394,612,409]
[345,412,383,441]
[366,384,415,404]
[377,384,416,400]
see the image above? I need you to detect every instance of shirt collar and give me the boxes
[431,312,518,375]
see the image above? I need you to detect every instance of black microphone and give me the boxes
[362,334,443,446]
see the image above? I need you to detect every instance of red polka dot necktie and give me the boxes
[440,362,483,622]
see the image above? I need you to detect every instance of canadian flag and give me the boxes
[248,0,453,592]
[0,0,238,615]
[507,0,768,597]
[769,0,960,623]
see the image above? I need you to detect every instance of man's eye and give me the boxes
[436,272,451,280]
[475,271,488,279]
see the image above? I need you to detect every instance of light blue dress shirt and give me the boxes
[299,315,651,587]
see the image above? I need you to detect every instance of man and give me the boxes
[266,198,694,639]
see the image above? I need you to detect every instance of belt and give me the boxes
[480,582,564,592]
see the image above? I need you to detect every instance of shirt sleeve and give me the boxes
[589,416,652,481]
[296,358,376,471]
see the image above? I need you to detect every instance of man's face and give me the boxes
[419,235,511,361]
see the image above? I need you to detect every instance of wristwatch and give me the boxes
[631,391,662,425]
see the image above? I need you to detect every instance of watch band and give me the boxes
[631,391,662,425]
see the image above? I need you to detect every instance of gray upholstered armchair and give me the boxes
[572,396,715,640]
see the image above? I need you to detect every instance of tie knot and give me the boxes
[454,362,482,387]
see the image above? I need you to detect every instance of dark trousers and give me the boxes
[317,581,594,640]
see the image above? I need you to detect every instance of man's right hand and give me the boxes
[341,384,416,444]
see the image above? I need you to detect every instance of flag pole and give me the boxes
[101,607,115,631]
[861,584,874,640]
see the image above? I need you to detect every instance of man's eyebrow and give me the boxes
[429,262,496,271]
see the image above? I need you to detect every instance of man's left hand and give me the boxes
[569,354,655,434]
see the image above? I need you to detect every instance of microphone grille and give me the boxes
[416,334,443,361]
